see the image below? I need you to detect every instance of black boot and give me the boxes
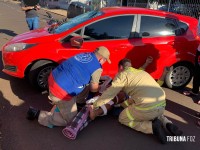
[152,118,167,144]
[166,123,183,136]
[26,107,40,120]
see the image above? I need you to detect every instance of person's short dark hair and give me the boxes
[118,58,132,68]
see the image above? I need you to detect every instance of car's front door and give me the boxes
[79,15,137,77]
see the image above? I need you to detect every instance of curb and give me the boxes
[42,8,67,17]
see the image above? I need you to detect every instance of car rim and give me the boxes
[169,65,191,87]
[37,66,55,89]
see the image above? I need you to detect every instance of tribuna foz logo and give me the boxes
[167,136,196,142]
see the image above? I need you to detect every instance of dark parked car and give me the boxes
[39,0,70,9]
[67,1,93,18]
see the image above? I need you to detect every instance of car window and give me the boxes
[139,16,178,37]
[83,15,134,40]
[54,10,103,34]
[62,29,82,42]
[177,21,188,34]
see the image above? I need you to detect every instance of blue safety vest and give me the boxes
[52,52,101,96]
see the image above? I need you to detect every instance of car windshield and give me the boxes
[53,10,103,34]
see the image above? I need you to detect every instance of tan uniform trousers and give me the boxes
[38,86,90,128]
[119,105,172,134]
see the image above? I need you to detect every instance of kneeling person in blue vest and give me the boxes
[89,58,182,144]
[26,46,111,128]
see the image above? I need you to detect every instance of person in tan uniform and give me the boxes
[26,46,111,128]
[89,58,182,144]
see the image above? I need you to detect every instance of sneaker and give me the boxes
[26,107,40,120]
[152,118,167,144]
[198,100,200,105]
[183,91,198,96]
[166,123,183,136]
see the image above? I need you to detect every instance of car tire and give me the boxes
[165,62,194,89]
[28,60,57,91]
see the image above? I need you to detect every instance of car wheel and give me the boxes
[165,62,194,89]
[28,61,57,91]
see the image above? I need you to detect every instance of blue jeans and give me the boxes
[26,17,39,30]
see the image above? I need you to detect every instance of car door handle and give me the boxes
[115,45,128,51]
[168,41,174,46]
[120,45,128,49]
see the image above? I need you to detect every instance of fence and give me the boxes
[38,0,200,18]
[91,0,200,18]
[131,0,200,19]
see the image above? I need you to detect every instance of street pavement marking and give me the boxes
[181,110,200,119]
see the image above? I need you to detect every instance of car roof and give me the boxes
[101,7,170,15]
[100,6,196,21]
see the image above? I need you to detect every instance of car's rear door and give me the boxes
[128,15,187,79]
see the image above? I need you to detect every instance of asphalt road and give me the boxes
[0,1,200,150]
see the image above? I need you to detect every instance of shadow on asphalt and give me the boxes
[166,97,200,131]
[175,88,200,104]
[0,54,200,150]
[0,29,17,37]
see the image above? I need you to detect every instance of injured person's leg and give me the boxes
[89,101,114,120]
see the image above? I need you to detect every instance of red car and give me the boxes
[2,7,199,90]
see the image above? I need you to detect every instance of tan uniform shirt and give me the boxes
[94,67,166,109]
[91,68,102,84]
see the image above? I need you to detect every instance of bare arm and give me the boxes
[21,4,40,11]
[157,67,172,86]
[89,103,113,120]
[139,56,172,87]
[89,82,99,92]
[139,56,153,70]
[89,91,130,120]
[21,6,35,11]
[89,68,102,92]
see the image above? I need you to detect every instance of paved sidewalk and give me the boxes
[43,8,67,17]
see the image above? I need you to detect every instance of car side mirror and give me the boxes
[70,36,84,48]
[174,28,185,36]
[165,23,176,29]
[142,32,150,37]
